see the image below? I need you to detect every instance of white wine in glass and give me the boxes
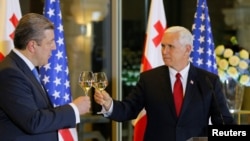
[93,72,108,92]
[93,72,108,114]
[79,71,94,96]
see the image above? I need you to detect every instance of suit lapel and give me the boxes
[161,67,178,117]
[179,64,199,118]
[9,51,52,106]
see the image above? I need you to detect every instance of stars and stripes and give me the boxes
[40,0,77,140]
[41,0,72,108]
[190,0,217,74]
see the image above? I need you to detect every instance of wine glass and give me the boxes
[93,72,108,114]
[79,71,94,96]
[93,72,108,92]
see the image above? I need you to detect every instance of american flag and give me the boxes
[40,0,77,140]
[190,0,217,74]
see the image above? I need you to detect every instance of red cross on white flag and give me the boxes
[0,0,22,61]
[140,0,166,72]
[133,0,166,141]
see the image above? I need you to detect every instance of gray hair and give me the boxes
[165,26,193,48]
[14,13,54,50]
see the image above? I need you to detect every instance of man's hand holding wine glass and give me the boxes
[94,89,112,111]
[92,72,113,114]
[77,71,111,114]
[72,96,91,114]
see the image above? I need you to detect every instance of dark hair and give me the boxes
[13,13,54,50]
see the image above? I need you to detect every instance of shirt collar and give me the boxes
[169,63,190,79]
[13,48,36,71]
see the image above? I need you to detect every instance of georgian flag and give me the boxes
[0,0,22,61]
[133,0,166,141]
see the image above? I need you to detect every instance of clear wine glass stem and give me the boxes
[84,90,88,96]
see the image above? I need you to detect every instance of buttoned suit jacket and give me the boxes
[110,64,235,141]
[0,51,76,141]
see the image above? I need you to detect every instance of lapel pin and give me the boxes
[190,80,194,84]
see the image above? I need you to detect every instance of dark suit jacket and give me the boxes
[0,51,76,141]
[110,64,235,141]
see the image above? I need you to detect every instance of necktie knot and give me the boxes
[176,73,181,79]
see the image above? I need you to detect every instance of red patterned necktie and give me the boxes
[173,73,183,117]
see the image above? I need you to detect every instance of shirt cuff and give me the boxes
[103,100,114,117]
[69,103,80,124]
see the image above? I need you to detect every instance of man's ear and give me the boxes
[185,44,192,55]
[26,40,36,53]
